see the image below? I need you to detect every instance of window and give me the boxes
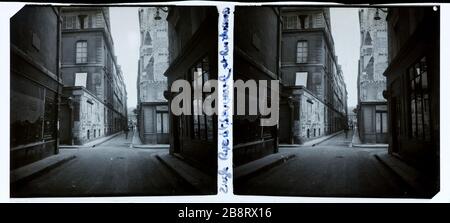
[191,57,213,142]
[314,14,324,28]
[376,111,388,134]
[78,15,88,29]
[156,106,169,134]
[296,41,308,63]
[283,15,298,29]
[76,41,88,64]
[74,72,87,88]
[409,57,431,141]
[63,15,77,29]
[283,15,310,30]
[298,15,310,29]
[10,76,45,147]
[144,32,152,45]
[295,72,308,87]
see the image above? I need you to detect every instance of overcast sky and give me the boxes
[110,7,360,109]
[110,7,140,109]
[330,8,360,108]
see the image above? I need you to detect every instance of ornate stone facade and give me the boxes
[137,7,170,144]
[356,8,389,144]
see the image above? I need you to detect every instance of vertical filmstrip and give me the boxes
[217,5,234,196]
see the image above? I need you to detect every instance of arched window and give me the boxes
[144,32,152,45]
[364,31,373,45]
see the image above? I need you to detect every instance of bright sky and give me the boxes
[110,7,140,109]
[330,8,360,108]
[109,7,361,109]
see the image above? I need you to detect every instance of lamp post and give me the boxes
[154,7,169,20]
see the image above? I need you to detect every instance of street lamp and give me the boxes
[154,7,169,20]
[374,8,388,20]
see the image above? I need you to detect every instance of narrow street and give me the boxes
[236,131,410,197]
[12,133,196,197]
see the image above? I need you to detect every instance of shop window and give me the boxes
[376,111,388,134]
[409,57,431,141]
[156,106,169,134]
[190,57,213,142]
[10,76,45,147]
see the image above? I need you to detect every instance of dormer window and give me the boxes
[78,15,88,29]
[283,15,310,30]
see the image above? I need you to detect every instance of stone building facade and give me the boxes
[59,7,127,145]
[164,7,218,180]
[279,7,348,145]
[384,7,439,196]
[356,8,389,144]
[10,6,62,169]
[137,7,170,144]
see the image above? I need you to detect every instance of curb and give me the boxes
[11,154,76,187]
[132,145,170,149]
[280,131,344,148]
[59,132,122,149]
[155,154,215,194]
[234,153,296,183]
[309,130,343,147]
[352,144,388,148]
[373,153,430,197]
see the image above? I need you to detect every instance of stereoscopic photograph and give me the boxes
[232,6,440,198]
[10,5,219,197]
[9,4,440,200]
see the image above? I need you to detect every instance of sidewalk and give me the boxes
[59,131,122,149]
[155,153,216,194]
[131,130,169,149]
[234,152,296,183]
[374,151,437,197]
[350,126,388,148]
[279,130,343,148]
[11,149,77,185]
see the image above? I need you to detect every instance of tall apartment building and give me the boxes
[279,7,348,145]
[356,8,389,144]
[137,7,170,144]
[59,7,127,145]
